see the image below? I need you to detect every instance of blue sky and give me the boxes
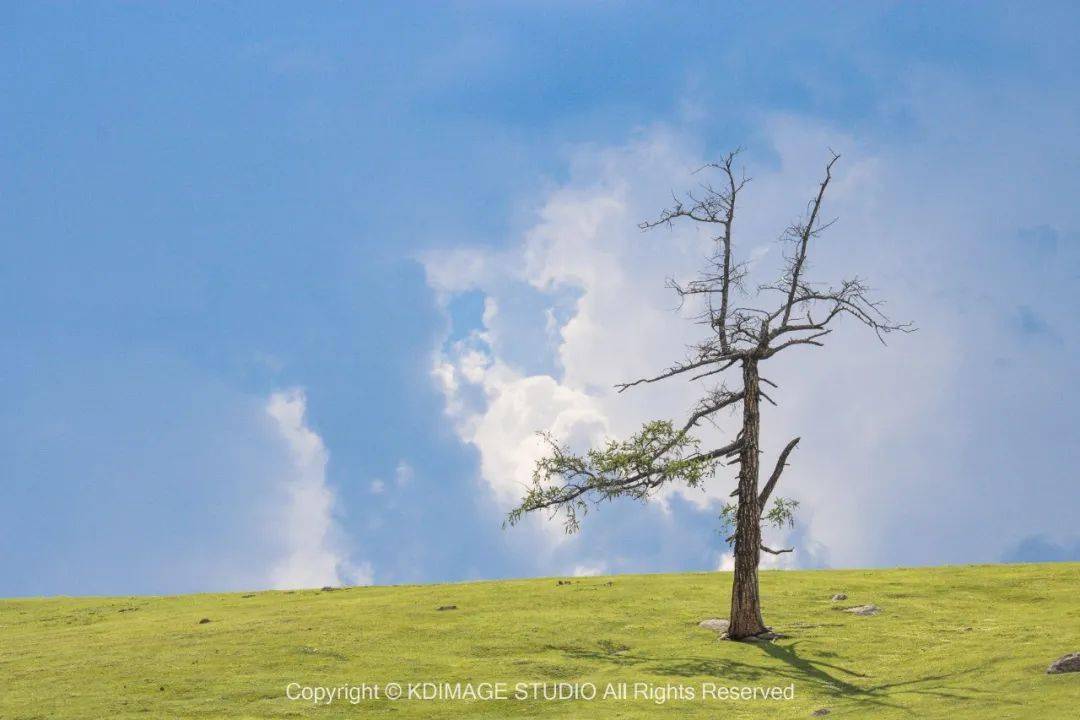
[3,3,1078,596]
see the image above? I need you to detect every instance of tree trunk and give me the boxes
[728,357,766,639]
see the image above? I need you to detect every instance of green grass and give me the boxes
[2,563,1078,719]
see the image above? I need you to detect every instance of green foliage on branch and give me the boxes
[506,420,720,533]
[764,497,800,529]
[719,496,800,541]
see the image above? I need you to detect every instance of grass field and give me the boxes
[2,563,1078,719]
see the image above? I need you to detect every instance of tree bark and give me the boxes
[728,357,767,639]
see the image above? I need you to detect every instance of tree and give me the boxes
[507,150,912,640]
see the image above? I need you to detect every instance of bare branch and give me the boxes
[779,152,840,328]
[682,387,745,432]
[758,437,800,510]
[694,438,745,463]
[615,354,734,393]
[765,277,915,350]
[688,357,740,382]
[762,330,832,358]
[761,545,794,555]
[643,151,750,353]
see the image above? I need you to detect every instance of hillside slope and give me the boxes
[2,563,1078,719]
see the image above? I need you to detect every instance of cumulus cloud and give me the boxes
[427,128,883,567]
[425,83,1080,572]
[572,563,607,577]
[427,135,710,515]
[265,389,372,588]
[716,550,795,572]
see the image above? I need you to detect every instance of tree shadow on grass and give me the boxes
[546,638,996,714]
[754,641,989,710]
[545,643,649,668]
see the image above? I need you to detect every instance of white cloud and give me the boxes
[428,134,709,517]
[370,479,385,495]
[265,389,372,588]
[426,95,1080,571]
[572,563,607,577]
[716,548,796,572]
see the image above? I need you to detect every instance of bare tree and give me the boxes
[507,150,911,640]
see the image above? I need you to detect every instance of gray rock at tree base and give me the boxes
[698,618,730,633]
[811,709,831,717]
[843,604,881,616]
[830,593,847,601]
[1047,652,1080,674]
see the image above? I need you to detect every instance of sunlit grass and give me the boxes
[2,563,1077,718]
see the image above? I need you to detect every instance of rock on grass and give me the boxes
[698,618,730,633]
[843,604,881,616]
[1047,652,1080,674]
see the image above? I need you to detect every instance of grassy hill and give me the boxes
[2,563,1078,719]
